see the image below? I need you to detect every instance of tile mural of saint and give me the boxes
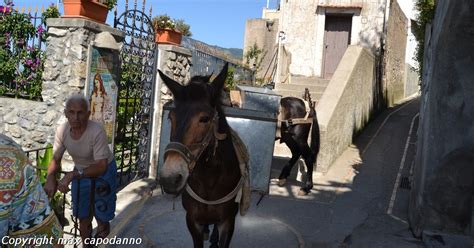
[87,48,118,145]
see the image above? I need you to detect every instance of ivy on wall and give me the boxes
[413,0,436,80]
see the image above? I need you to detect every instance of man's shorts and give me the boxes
[71,160,117,221]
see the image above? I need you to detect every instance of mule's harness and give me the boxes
[278,98,313,125]
[164,113,220,173]
[163,112,247,205]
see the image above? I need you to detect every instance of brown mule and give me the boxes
[158,63,247,248]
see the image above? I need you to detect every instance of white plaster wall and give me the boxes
[397,0,418,68]
[279,0,387,78]
[262,8,280,20]
[279,0,320,76]
[406,27,418,68]
[397,0,415,19]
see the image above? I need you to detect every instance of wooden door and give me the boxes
[323,15,352,79]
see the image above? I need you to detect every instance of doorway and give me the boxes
[322,15,352,79]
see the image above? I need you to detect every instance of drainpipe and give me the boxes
[275,31,285,85]
[378,0,391,109]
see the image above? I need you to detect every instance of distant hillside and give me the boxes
[181,37,243,63]
[220,47,243,61]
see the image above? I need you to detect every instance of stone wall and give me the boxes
[384,0,408,107]
[0,99,57,149]
[316,46,376,173]
[0,18,124,151]
[149,45,192,179]
[409,0,474,237]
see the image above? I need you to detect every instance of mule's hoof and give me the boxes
[298,189,310,196]
[277,179,287,187]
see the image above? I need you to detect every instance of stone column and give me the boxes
[43,18,124,113]
[149,45,192,179]
[1,18,125,150]
[41,18,124,169]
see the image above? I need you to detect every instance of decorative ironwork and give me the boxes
[114,0,157,185]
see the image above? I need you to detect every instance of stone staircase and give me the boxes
[273,76,330,102]
[273,75,330,157]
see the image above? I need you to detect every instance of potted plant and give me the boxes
[152,14,191,45]
[62,0,117,24]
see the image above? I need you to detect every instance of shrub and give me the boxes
[244,42,266,82]
[0,1,58,100]
[99,0,117,11]
[152,14,192,37]
[413,0,436,80]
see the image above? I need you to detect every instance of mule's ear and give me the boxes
[211,63,228,91]
[158,70,183,98]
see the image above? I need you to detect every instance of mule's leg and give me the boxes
[278,138,301,186]
[297,141,315,195]
[186,214,204,248]
[203,224,210,241]
[210,224,219,248]
[216,218,236,248]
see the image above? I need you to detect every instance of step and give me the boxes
[291,76,329,86]
[273,89,324,101]
[273,142,291,157]
[274,83,328,92]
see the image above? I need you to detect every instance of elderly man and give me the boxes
[44,94,117,244]
[0,133,62,246]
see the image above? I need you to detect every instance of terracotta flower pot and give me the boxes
[155,29,182,45]
[62,0,109,24]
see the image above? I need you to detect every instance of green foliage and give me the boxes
[37,143,53,184]
[413,0,436,79]
[152,14,175,30]
[42,4,60,23]
[152,14,192,37]
[174,19,192,37]
[99,0,117,10]
[255,77,272,87]
[225,66,236,91]
[35,143,69,226]
[115,56,142,160]
[0,1,59,100]
[244,42,266,73]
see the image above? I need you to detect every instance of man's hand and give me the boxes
[57,172,74,193]
[44,176,58,198]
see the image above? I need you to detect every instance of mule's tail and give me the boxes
[304,88,320,155]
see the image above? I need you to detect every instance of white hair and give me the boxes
[65,94,90,111]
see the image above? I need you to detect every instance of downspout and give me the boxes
[378,0,391,110]
[274,1,284,85]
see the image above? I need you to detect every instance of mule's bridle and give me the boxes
[163,111,245,205]
[163,112,223,173]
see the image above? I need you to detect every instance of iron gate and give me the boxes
[113,2,157,186]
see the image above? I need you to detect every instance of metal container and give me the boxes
[157,103,277,193]
[236,85,281,114]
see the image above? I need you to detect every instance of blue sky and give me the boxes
[12,0,280,49]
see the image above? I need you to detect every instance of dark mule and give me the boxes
[276,90,320,195]
[158,64,243,248]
